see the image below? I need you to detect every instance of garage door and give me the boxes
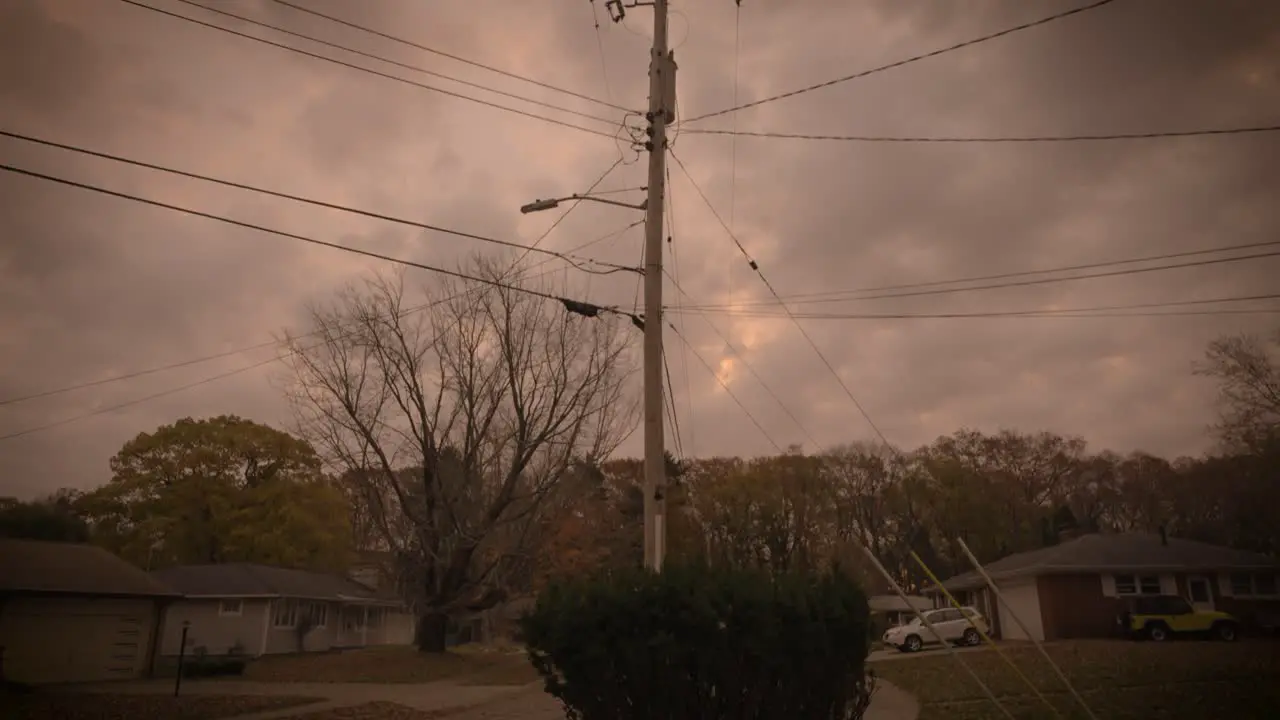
[997,581,1045,642]
[0,597,156,684]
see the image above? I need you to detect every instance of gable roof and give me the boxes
[937,533,1279,591]
[152,563,401,604]
[0,538,179,598]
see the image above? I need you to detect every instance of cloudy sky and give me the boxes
[2,0,1278,500]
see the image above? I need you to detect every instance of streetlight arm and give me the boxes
[521,194,647,214]
[569,194,648,211]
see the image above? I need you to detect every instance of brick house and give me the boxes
[926,532,1280,641]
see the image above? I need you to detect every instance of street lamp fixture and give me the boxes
[520,194,648,214]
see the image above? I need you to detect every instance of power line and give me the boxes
[727,0,743,295]
[508,157,624,274]
[269,0,634,114]
[118,0,620,141]
[0,217,642,408]
[0,161,638,425]
[588,0,615,106]
[665,165,696,457]
[0,256,591,409]
[0,286,470,441]
[0,355,286,442]
[680,308,1280,320]
[665,322,783,454]
[662,347,685,459]
[681,0,1119,125]
[670,149,892,448]
[1,130,638,276]
[588,185,647,196]
[681,250,1280,310]
[176,0,622,128]
[681,124,1280,143]
[671,292,1280,320]
[0,162,627,316]
[665,269,821,450]
[691,239,1280,305]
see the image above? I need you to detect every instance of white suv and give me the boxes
[882,606,989,652]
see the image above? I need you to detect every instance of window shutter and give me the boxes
[1219,574,1234,598]
[1100,574,1118,597]
[1159,575,1177,596]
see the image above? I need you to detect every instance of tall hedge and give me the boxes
[520,562,874,720]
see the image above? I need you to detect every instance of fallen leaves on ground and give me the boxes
[272,702,449,720]
[244,647,537,686]
[874,639,1280,720]
[0,693,322,720]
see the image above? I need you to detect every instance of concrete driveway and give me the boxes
[869,642,991,663]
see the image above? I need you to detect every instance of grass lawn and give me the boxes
[1,692,321,720]
[873,639,1280,719]
[244,646,539,686]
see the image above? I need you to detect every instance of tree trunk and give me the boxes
[416,611,448,653]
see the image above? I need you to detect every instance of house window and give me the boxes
[305,602,329,628]
[1230,573,1253,596]
[219,599,243,617]
[1230,572,1279,598]
[368,608,383,629]
[1114,574,1161,596]
[273,600,299,628]
[1257,574,1278,597]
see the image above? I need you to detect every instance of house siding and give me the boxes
[1037,571,1280,640]
[159,599,271,656]
[1036,574,1124,640]
[1204,573,1280,633]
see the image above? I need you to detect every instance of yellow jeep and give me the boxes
[1119,594,1239,642]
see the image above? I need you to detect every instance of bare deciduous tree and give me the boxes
[1195,328,1280,451]
[281,263,637,651]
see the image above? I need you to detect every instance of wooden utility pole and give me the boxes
[641,0,673,572]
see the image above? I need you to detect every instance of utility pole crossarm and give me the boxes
[641,0,671,573]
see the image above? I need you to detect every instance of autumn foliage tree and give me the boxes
[76,415,353,570]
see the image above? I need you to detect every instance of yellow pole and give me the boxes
[911,551,1065,720]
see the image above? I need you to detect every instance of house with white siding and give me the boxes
[152,563,414,657]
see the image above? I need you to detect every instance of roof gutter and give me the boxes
[930,561,1280,592]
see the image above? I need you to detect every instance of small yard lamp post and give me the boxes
[173,621,190,697]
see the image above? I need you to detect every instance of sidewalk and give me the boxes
[399,679,918,720]
[66,678,527,719]
[72,674,917,720]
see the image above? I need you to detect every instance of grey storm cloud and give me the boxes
[2,0,1278,500]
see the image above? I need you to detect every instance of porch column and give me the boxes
[259,600,272,656]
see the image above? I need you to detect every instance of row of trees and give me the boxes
[3,265,1275,652]
[537,430,1280,593]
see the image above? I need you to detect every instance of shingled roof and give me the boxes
[937,533,1280,591]
[0,538,179,598]
[152,563,402,604]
